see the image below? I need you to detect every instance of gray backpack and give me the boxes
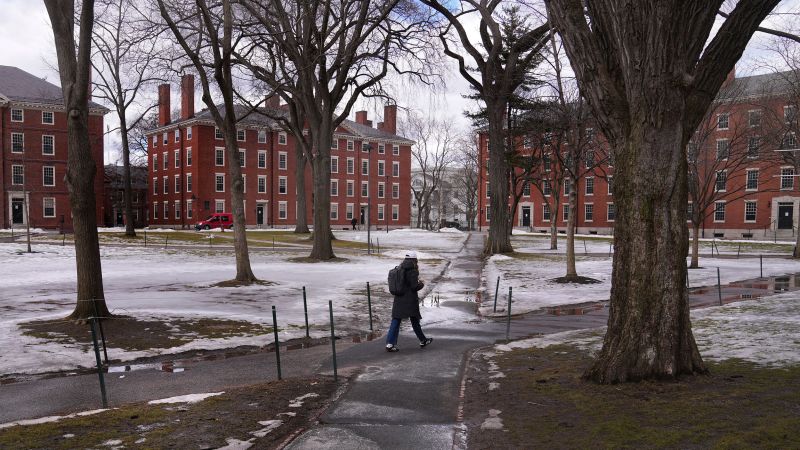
[388,266,406,296]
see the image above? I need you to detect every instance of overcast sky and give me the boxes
[0,0,798,164]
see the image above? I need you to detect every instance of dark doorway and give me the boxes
[521,206,531,227]
[360,206,366,225]
[778,203,794,230]
[256,205,264,226]
[116,210,124,226]
[12,199,24,224]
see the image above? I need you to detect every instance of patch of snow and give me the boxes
[101,439,123,447]
[148,392,224,405]
[63,434,75,438]
[0,409,108,430]
[251,420,282,437]
[217,438,254,450]
[488,382,500,391]
[480,409,504,430]
[438,227,463,234]
[288,392,319,408]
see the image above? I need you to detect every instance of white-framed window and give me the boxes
[11,108,23,122]
[523,182,531,197]
[585,203,594,222]
[584,150,595,168]
[607,176,614,195]
[542,204,551,221]
[42,135,54,155]
[362,142,370,152]
[242,174,246,193]
[258,175,267,193]
[716,139,729,160]
[747,136,760,158]
[11,132,23,152]
[715,170,727,192]
[174,175,181,193]
[278,201,287,219]
[43,197,56,218]
[392,204,399,221]
[785,105,797,124]
[744,201,757,223]
[361,181,368,197]
[186,173,193,192]
[563,204,569,222]
[278,131,287,145]
[346,203,354,220]
[174,150,180,168]
[187,200,193,219]
[153,154,158,171]
[746,169,758,191]
[378,143,385,154]
[174,129,180,142]
[186,126,192,139]
[346,157,355,174]
[215,148,225,166]
[258,130,267,143]
[43,166,55,187]
[781,167,795,190]
[331,203,339,220]
[152,135,158,148]
[392,144,400,155]
[585,177,594,195]
[174,201,181,219]
[162,176,168,194]
[215,173,225,192]
[258,150,267,169]
[543,153,552,172]
[392,161,400,177]
[378,204,385,221]
[748,110,761,128]
[278,151,287,170]
[11,165,23,185]
[714,201,726,222]
[361,159,369,175]
[543,180,551,196]
[153,202,158,219]
[153,177,158,195]
[564,178,571,196]
[185,147,192,166]
[162,132,167,145]
[330,156,339,173]
[378,160,385,176]
[486,182,491,199]
[346,180,354,197]
[237,129,246,141]
[378,182,385,198]
[239,149,246,167]
[392,183,400,199]
[42,110,54,125]
[215,127,224,139]
[331,138,338,150]
[278,176,287,194]
[215,200,225,213]
[485,206,491,222]
[331,179,339,196]
[162,151,168,170]
[163,201,169,218]
[782,132,797,150]
[607,203,616,222]
[347,140,354,151]
[717,113,729,130]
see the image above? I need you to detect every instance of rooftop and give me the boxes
[0,65,107,111]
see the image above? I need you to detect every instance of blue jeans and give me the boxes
[386,317,426,346]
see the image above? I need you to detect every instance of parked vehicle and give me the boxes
[195,213,233,230]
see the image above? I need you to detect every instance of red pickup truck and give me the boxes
[195,213,234,230]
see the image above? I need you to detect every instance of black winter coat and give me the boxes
[390,258,425,319]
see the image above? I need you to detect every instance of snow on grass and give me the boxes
[147,392,225,405]
[334,228,466,251]
[288,393,319,408]
[0,409,108,430]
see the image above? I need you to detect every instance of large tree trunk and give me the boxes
[118,110,136,237]
[484,105,513,254]
[223,133,257,282]
[565,181,578,278]
[585,126,706,383]
[308,131,335,260]
[550,199,559,250]
[690,223,700,268]
[294,150,309,234]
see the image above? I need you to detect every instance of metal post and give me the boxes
[302,286,309,338]
[329,300,338,382]
[272,237,275,250]
[144,230,147,247]
[583,239,587,255]
[377,238,380,255]
[717,267,722,306]
[89,319,108,408]
[493,276,500,313]
[164,236,168,249]
[272,306,282,380]
[760,254,763,278]
[91,299,109,364]
[366,282,373,331]
[505,286,512,342]
[608,241,612,258]
[737,243,741,259]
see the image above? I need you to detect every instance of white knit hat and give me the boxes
[405,251,417,259]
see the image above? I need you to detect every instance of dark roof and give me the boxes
[344,119,412,143]
[104,164,148,189]
[0,65,107,111]
[718,70,799,100]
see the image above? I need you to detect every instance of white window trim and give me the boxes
[392,144,400,155]
[258,150,267,169]
[392,161,400,177]
[162,176,168,194]
[331,179,339,197]
[174,129,180,142]
[584,203,594,222]
[713,201,726,223]
[278,151,288,170]
[42,110,54,125]
[239,149,246,168]
[392,204,399,221]
[174,150,180,168]
[186,174,193,192]
[153,178,158,195]
[715,170,727,193]
[542,204,551,222]
[43,197,56,218]
[11,132,24,153]
[378,182,385,199]
[346,181,355,197]
[278,201,288,219]
[347,140,354,151]
[162,151,168,170]
[330,202,339,220]
[42,135,55,155]
[745,169,759,191]
[215,147,225,167]
[258,130,267,144]
[215,200,226,214]
[331,156,339,173]
[606,203,615,222]
[237,129,246,142]
[186,126,193,139]
[11,108,23,122]
[278,131,288,145]
[744,201,757,223]
[175,201,181,219]
[258,175,267,193]
[215,127,224,140]
[278,176,288,194]
[215,173,226,193]
[392,183,400,199]
[43,166,55,187]
[11,165,24,185]
[174,174,181,193]
[717,113,730,130]
[585,177,594,196]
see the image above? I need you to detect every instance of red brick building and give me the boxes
[479,69,800,240]
[103,164,148,228]
[145,76,414,229]
[0,65,107,230]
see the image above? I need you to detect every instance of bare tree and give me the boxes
[92,0,162,237]
[421,1,549,254]
[157,0,257,283]
[404,112,455,229]
[127,112,158,166]
[44,0,110,319]
[454,133,480,230]
[236,0,435,259]
[546,0,781,382]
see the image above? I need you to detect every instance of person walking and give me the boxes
[385,251,433,352]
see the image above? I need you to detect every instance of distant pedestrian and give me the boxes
[385,251,433,352]
[351,217,358,230]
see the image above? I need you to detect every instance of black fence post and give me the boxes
[302,286,309,338]
[329,301,338,382]
[272,305,282,380]
[164,236,169,250]
[144,230,147,247]
[91,298,109,364]
[760,254,763,278]
[366,282,373,331]
[493,276,500,313]
[717,267,723,306]
[505,286,512,342]
[89,318,108,408]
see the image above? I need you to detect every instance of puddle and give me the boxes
[545,303,606,316]
[688,273,800,308]
[107,362,187,374]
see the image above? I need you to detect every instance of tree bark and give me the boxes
[118,109,136,237]
[565,180,577,278]
[485,104,513,254]
[690,223,700,268]
[294,150,309,234]
[309,146,335,260]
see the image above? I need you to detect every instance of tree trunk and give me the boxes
[224,134,257,282]
[118,109,136,237]
[310,150,335,260]
[294,150,310,234]
[585,126,706,383]
[690,223,700,268]
[565,181,578,278]
[484,105,513,254]
[550,199,559,250]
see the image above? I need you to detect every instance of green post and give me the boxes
[329,300,338,382]
[89,319,108,408]
[367,282,373,331]
[302,286,309,338]
[272,305,282,380]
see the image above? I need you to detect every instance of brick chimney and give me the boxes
[158,83,171,126]
[180,74,194,120]
[383,104,397,134]
[366,120,373,127]
[265,94,280,109]
[722,66,736,89]
[355,110,368,125]
[377,122,384,131]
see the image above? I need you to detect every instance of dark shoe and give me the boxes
[420,338,433,348]
[386,345,399,352]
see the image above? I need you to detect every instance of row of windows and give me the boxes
[486,203,617,223]
[331,203,400,221]
[487,176,614,199]
[9,133,56,154]
[11,165,56,187]
[10,108,55,125]
[704,201,759,223]
[151,200,401,222]
[715,105,796,131]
